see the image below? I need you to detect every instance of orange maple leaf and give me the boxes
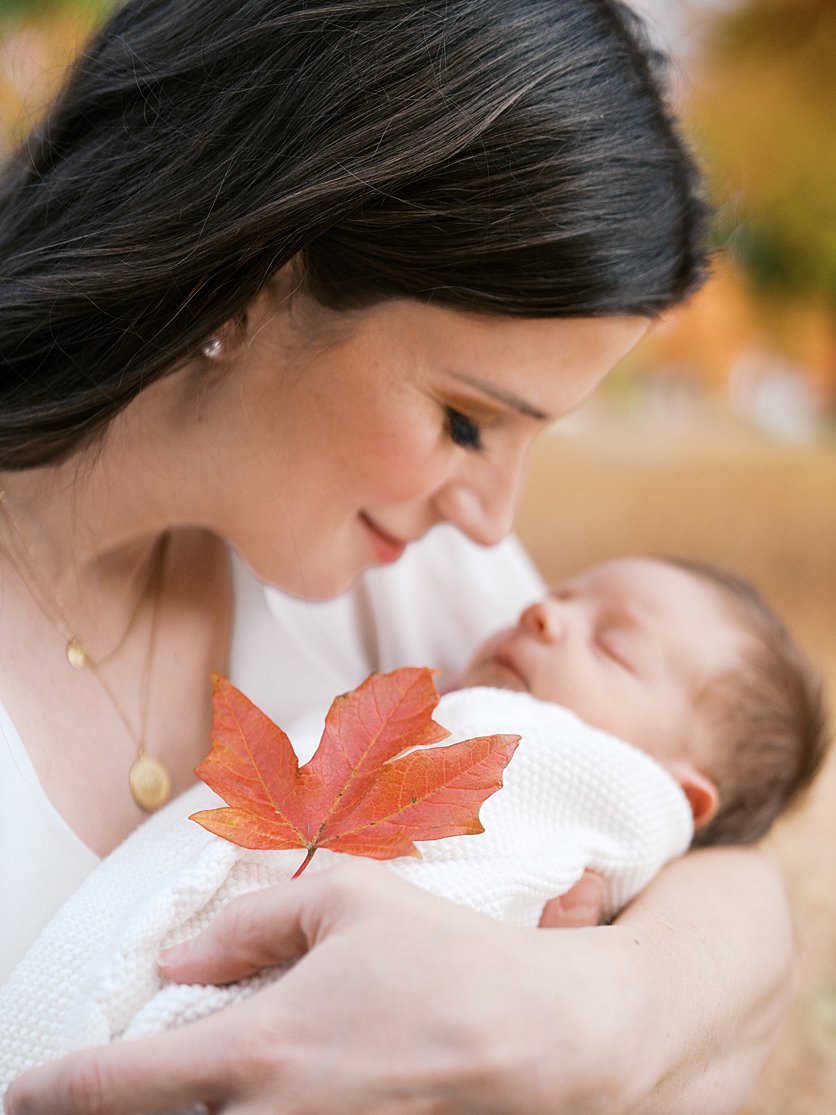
[191,668,520,876]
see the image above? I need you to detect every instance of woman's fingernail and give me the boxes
[158,942,187,970]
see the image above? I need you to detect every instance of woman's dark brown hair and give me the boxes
[0,0,711,469]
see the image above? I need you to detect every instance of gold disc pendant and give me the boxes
[66,638,89,670]
[129,751,172,812]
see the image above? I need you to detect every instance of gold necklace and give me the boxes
[0,491,172,812]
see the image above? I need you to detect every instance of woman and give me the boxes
[0,1,793,1112]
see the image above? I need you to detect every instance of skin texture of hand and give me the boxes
[3,852,793,1115]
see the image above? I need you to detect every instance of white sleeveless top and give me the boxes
[0,529,542,982]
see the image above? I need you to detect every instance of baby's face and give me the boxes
[462,557,746,764]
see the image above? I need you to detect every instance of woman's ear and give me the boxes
[197,309,249,362]
[197,258,307,361]
[665,761,720,830]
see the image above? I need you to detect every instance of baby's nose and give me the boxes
[519,599,563,642]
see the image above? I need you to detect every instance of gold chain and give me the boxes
[0,491,172,812]
[0,497,157,670]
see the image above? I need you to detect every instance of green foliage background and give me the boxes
[0,0,111,21]
[692,0,836,306]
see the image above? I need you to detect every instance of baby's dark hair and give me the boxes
[665,558,829,848]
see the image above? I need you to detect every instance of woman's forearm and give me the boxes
[612,847,795,1115]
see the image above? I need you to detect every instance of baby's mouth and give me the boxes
[489,651,528,692]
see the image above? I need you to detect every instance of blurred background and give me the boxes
[1,1,834,1110]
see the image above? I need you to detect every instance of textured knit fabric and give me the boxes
[0,687,692,1095]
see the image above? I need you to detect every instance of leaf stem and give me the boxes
[292,848,316,878]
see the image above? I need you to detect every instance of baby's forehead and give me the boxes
[552,556,695,605]
[559,556,740,608]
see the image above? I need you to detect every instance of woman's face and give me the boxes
[191,294,648,599]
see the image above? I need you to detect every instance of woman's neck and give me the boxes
[0,468,166,624]
[0,363,218,621]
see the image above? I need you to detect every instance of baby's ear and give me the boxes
[665,761,720,830]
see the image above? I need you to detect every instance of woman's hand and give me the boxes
[4,863,619,1115]
[4,851,793,1115]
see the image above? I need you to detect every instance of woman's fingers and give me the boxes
[159,859,379,984]
[4,1015,227,1115]
[4,864,378,1115]
[538,871,604,928]
[159,879,310,984]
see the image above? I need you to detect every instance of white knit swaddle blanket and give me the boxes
[0,687,693,1092]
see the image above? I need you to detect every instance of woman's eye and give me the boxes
[446,407,483,452]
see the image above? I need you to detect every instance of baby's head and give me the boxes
[462,556,828,847]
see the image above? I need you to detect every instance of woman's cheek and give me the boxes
[361,431,452,502]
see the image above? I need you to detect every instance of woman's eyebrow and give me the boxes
[447,371,549,421]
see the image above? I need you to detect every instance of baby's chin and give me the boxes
[458,660,529,693]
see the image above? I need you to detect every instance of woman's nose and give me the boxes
[519,599,564,642]
[433,454,525,547]
[435,485,516,547]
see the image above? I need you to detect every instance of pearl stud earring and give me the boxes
[201,336,224,359]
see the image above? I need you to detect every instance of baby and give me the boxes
[0,555,827,1088]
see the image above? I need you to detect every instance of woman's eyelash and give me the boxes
[446,407,483,452]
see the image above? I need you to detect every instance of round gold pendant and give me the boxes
[66,638,89,669]
[129,752,171,812]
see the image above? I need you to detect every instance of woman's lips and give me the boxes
[360,514,408,564]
